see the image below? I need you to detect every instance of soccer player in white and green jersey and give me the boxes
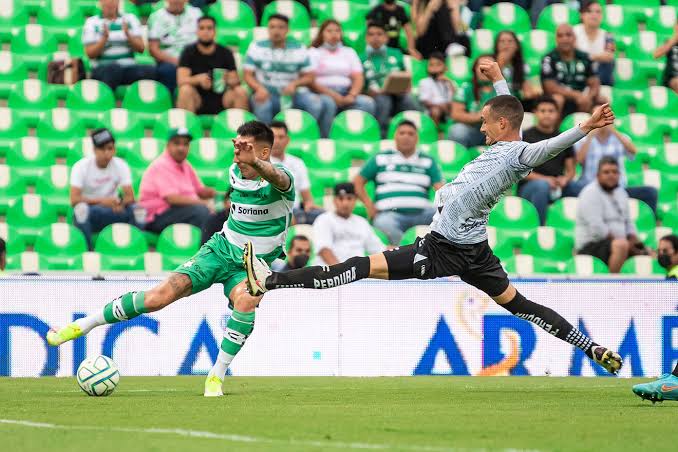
[46,121,295,397]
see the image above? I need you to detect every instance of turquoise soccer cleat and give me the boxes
[632,373,678,403]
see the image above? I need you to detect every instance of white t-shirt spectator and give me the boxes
[573,24,608,58]
[418,77,453,106]
[70,156,132,199]
[271,153,310,209]
[313,212,385,266]
[147,6,202,60]
[82,14,143,67]
[309,45,363,91]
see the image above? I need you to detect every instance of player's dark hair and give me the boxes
[472,54,495,102]
[428,51,445,63]
[493,31,525,93]
[597,156,619,172]
[396,119,418,132]
[288,235,310,250]
[533,95,559,112]
[485,95,524,130]
[237,121,274,146]
[269,120,288,135]
[268,13,289,25]
[660,234,678,252]
[198,15,216,26]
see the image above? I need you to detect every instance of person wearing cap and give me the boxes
[139,127,216,234]
[312,183,385,266]
[70,128,139,250]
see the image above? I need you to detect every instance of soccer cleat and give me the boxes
[46,323,83,346]
[632,374,678,403]
[204,375,224,397]
[591,346,623,375]
[243,241,271,296]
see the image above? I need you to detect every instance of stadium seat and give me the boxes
[536,3,579,31]
[208,0,256,47]
[329,109,380,158]
[211,108,257,139]
[124,138,165,173]
[447,56,472,84]
[646,5,677,35]
[519,30,554,62]
[545,197,578,239]
[613,58,656,90]
[559,112,591,132]
[636,86,678,119]
[10,25,58,71]
[36,108,87,157]
[0,107,28,154]
[602,5,641,35]
[387,111,438,144]
[34,165,70,216]
[0,164,26,215]
[4,250,42,272]
[470,29,496,58]
[65,80,116,127]
[188,138,233,188]
[153,108,203,140]
[399,225,431,246]
[615,114,665,145]
[95,223,148,271]
[38,0,85,40]
[564,255,609,275]
[273,109,321,141]
[621,255,664,276]
[8,79,58,124]
[425,140,475,174]
[34,223,87,270]
[522,226,574,262]
[121,80,172,123]
[0,51,28,98]
[156,223,202,270]
[486,225,513,261]
[0,222,26,259]
[502,255,561,275]
[483,3,531,34]
[261,0,310,30]
[623,31,662,61]
[316,0,370,32]
[6,194,58,245]
[628,198,655,234]
[6,137,57,182]
[488,196,539,247]
[600,86,638,117]
[288,138,352,170]
[100,108,146,140]
[0,0,29,39]
[650,143,678,177]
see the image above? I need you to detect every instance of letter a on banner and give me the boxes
[414,316,470,375]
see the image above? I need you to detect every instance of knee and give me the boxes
[611,238,629,253]
[231,285,260,313]
[177,84,196,100]
[356,96,376,115]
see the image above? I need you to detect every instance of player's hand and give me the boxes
[232,138,258,166]
[581,103,615,133]
[254,87,269,103]
[478,61,504,83]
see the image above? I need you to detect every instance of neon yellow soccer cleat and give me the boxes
[46,323,83,346]
[204,375,224,397]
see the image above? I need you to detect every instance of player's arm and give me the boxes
[478,61,511,96]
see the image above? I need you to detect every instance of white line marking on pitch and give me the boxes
[0,419,541,452]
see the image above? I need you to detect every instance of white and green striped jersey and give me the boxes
[82,14,142,67]
[360,150,443,214]
[243,39,312,94]
[147,6,201,60]
[221,163,295,261]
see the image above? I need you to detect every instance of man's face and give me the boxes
[534,102,559,130]
[268,19,288,43]
[479,105,506,145]
[100,0,118,15]
[271,127,289,158]
[366,26,387,49]
[287,238,311,268]
[556,25,575,53]
[197,19,216,45]
[658,239,678,266]
[233,135,270,179]
[167,137,191,163]
[597,163,620,190]
[94,142,116,168]
[394,125,418,153]
[334,194,356,218]
[167,0,186,12]
[427,58,446,76]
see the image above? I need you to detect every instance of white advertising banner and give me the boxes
[1,276,677,378]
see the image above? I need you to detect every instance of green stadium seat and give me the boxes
[188,137,232,188]
[316,0,370,31]
[10,25,58,71]
[156,223,202,270]
[0,164,26,215]
[8,79,58,124]
[387,111,438,144]
[38,0,85,40]
[425,140,476,174]
[0,222,26,257]
[616,114,666,145]
[261,0,311,30]
[0,51,28,98]
[6,194,58,245]
[288,138,352,170]
[329,109,380,158]
[34,223,88,270]
[602,5,641,35]
[564,255,609,275]
[36,108,87,157]
[621,255,664,276]
[153,108,203,141]
[628,198,656,234]
[613,58,655,90]
[211,108,257,139]
[599,86,639,117]
[399,225,431,246]
[0,107,28,155]
[522,226,574,262]
[447,56,472,84]
[521,112,536,132]
[536,3,579,31]
[636,86,678,119]
[0,0,29,39]
[483,2,531,34]
[519,30,554,62]
[485,226,512,261]
[645,5,677,35]
[503,255,562,275]
[273,109,321,141]
[624,31,664,61]
[403,55,428,86]
[34,165,71,216]
[650,143,678,177]
[95,223,148,271]
[121,80,172,124]
[65,80,116,127]
[545,196,578,239]
[6,137,57,182]
[124,138,165,173]
[209,0,256,47]
[470,29,496,58]
[100,108,145,140]
[488,196,539,247]
[559,112,590,132]
[4,250,44,272]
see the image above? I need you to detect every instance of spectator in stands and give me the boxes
[448,54,497,147]
[573,1,615,86]
[139,128,216,234]
[419,51,454,131]
[313,183,385,266]
[653,23,678,95]
[243,14,322,127]
[362,22,420,137]
[657,234,678,280]
[71,128,140,250]
[493,31,541,109]
[177,16,248,114]
[576,157,645,273]
[541,24,603,117]
[411,0,471,59]
[200,193,231,245]
[519,96,578,225]
[275,235,312,272]
[310,20,376,138]
[573,115,658,213]
[366,0,421,59]
[148,0,202,95]
[269,121,324,224]
[355,120,444,245]
[246,0,311,23]
[82,0,154,91]
[0,238,6,272]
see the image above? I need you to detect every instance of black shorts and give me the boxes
[578,238,612,264]
[382,231,510,297]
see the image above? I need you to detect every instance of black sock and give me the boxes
[265,256,371,290]
[501,291,598,359]
[673,363,678,378]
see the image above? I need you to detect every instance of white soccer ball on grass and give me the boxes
[76,355,120,396]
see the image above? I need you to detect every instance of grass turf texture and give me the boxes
[1,376,675,452]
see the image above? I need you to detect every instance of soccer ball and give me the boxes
[76,355,120,396]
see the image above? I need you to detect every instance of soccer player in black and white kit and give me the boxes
[243,62,623,375]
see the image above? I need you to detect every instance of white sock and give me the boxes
[208,349,235,380]
[74,311,106,335]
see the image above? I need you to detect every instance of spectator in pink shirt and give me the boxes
[139,127,216,233]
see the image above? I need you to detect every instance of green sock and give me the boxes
[103,291,147,324]
[220,310,255,356]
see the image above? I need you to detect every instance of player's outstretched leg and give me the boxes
[632,364,678,403]
[204,281,261,397]
[46,273,192,346]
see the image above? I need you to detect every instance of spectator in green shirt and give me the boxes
[362,22,420,137]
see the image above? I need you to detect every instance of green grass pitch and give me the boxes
[1,376,675,451]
